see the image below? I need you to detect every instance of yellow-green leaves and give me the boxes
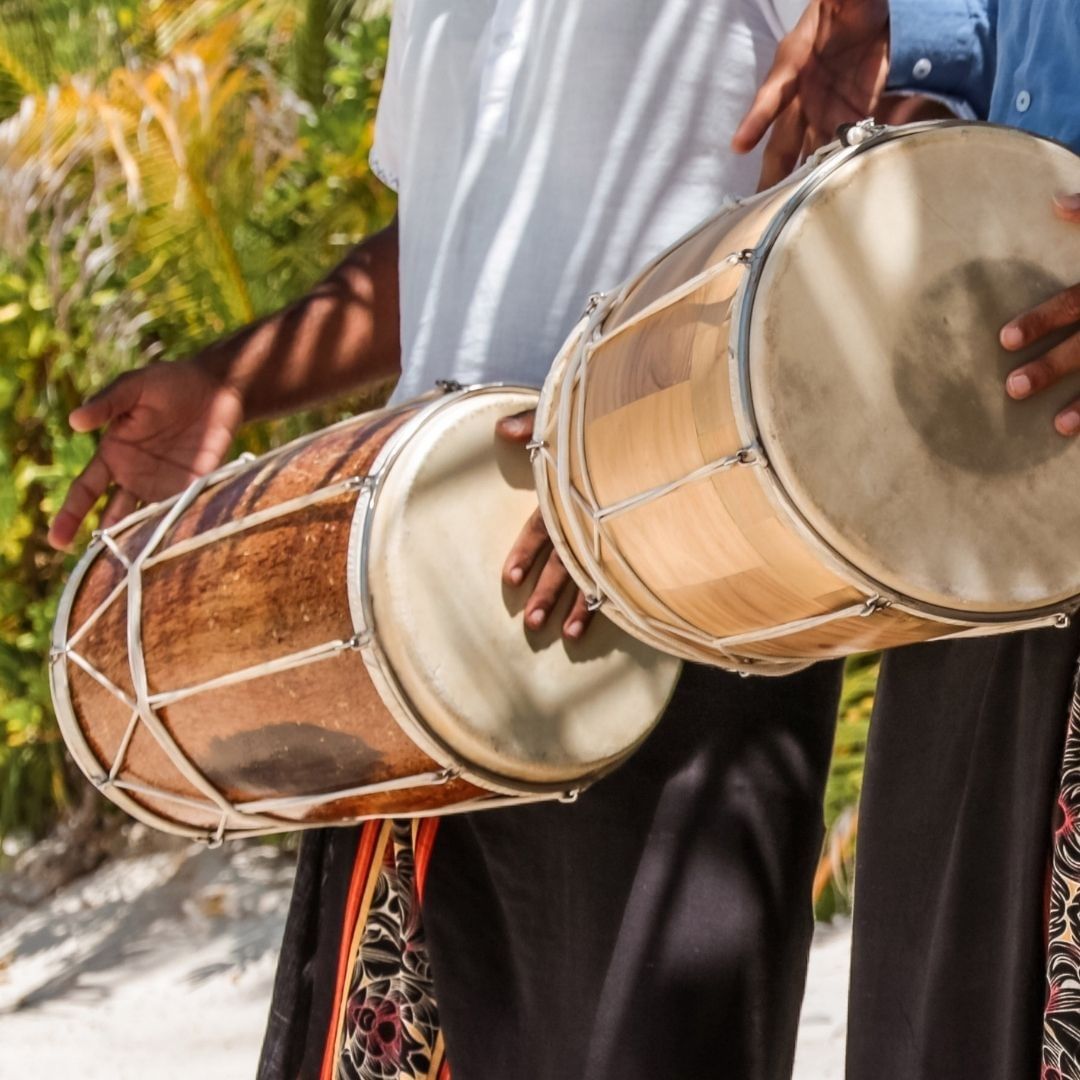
[0,1,393,846]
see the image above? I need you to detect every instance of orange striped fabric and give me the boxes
[321,819,445,1080]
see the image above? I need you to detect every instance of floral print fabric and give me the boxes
[336,821,444,1080]
[1045,670,1080,1080]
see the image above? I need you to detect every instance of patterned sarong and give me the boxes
[1045,665,1080,1079]
[321,820,448,1080]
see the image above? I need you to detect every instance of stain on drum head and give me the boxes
[748,125,1080,614]
[893,257,1077,474]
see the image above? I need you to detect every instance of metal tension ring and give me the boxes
[583,292,606,317]
[838,118,887,147]
[859,595,892,617]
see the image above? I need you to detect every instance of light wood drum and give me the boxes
[51,386,680,842]
[533,121,1080,673]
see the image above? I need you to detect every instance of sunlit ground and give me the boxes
[0,840,849,1078]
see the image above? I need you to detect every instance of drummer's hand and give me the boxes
[47,360,243,550]
[1002,194,1080,435]
[496,409,594,641]
[731,0,890,189]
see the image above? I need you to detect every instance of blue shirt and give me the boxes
[888,0,1080,151]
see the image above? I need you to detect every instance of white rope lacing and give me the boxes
[532,239,883,677]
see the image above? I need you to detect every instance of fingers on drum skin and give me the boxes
[1054,193,1080,222]
[69,372,140,433]
[47,454,112,550]
[1002,285,1080,355]
[1006,333,1080,401]
[562,590,594,641]
[502,507,550,587]
[524,548,572,630]
[494,408,536,444]
[1054,403,1080,437]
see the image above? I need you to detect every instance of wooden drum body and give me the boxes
[534,122,1080,673]
[51,386,679,841]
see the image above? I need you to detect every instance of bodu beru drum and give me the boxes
[50,386,680,842]
[533,121,1080,674]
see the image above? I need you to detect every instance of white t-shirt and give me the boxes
[373,0,805,401]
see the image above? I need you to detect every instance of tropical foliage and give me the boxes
[814,652,876,919]
[0,0,394,847]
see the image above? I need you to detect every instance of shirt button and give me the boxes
[912,58,932,80]
[1016,89,1032,112]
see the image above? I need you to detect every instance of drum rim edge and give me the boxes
[731,118,1080,626]
[348,382,644,803]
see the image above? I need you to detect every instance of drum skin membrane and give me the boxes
[748,125,1080,614]
[367,389,680,784]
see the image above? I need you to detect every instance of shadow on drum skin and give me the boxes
[892,258,1079,475]
[492,422,536,491]
[500,570,579,659]
[499,568,606,658]
[498,567,633,686]
[202,722,386,799]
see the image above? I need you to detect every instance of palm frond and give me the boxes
[0,18,317,341]
[0,1,141,117]
[295,0,332,104]
[0,27,47,112]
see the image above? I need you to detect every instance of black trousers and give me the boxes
[848,625,1080,1080]
[259,660,842,1080]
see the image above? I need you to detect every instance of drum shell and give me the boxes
[535,123,1080,667]
[53,403,490,838]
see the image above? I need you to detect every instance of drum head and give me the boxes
[748,124,1080,614]
[365,388,680,785]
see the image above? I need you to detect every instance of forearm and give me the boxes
[196,218,401,421]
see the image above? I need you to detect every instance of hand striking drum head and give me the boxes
[748,125,1080,613]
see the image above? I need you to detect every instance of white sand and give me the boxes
[793,918,851,1080]
[0,843,293,1079]
[0,842,849,1078]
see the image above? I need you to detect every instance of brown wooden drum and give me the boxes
[51,386,679,842]
[533,121,1080,673]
